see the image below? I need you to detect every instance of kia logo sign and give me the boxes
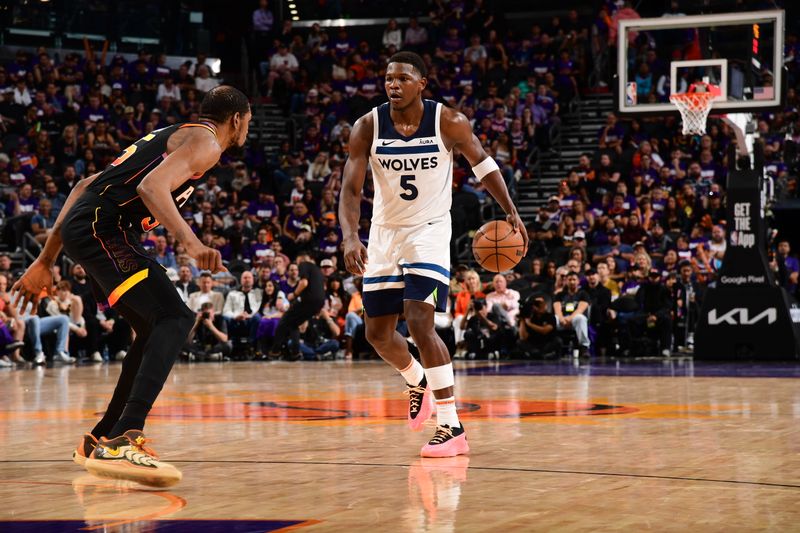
[708,308,777,325]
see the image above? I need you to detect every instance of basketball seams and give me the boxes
[472,244,526,249]
[473,251,520,273]
[481,220,516,242]
[472,220,524,273]
[495,232,499,272]
[495,251,518,264]
[498,223,516,242]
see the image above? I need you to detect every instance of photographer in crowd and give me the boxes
[297,308,340,360]
[184,302,232,361]
[461,298,510,359]
[516,296,560,358]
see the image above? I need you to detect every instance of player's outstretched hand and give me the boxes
[191,245,227,274]
[506,211,529,255]
[11,258,53,312]
[343,236,368,275]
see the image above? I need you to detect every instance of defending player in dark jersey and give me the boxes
[89,122,218,235]
[12,86,251,487]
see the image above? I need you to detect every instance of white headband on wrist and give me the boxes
[472,156,500,181]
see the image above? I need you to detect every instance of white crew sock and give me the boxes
[435,397,460,427]
[399,358,425,386]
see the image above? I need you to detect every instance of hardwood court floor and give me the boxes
[1,360,799,532]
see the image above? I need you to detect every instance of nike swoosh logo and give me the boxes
[103,446,121,457]
[381,140,397,146]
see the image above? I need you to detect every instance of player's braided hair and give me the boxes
[199,85,250,124]
[388,51,427,78]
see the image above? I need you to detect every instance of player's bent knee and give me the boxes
[365,326,393,351]
[406,314,435,342]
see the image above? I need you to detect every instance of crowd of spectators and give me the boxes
[493,2,800,359]
[0,1,799,366]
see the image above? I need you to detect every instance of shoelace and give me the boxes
[429,425,454,445]
[132,436,159,459]
[403,384,426,413]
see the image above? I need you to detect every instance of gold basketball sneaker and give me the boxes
[84,429,182,488]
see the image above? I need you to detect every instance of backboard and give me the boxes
[616,10,784,115]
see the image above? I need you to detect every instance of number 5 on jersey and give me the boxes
[111,133,155,166]
[400,174,418,201]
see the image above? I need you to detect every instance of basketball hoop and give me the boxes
[670,81,722,136]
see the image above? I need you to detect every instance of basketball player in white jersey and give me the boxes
[339,52,526,457]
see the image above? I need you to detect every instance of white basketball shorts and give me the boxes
[362,214,451,317]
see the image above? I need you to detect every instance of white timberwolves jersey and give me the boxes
[368,99,453,227]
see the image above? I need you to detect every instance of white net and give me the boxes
[670,90,719,135]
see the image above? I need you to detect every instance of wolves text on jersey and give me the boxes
[376,156,439,172]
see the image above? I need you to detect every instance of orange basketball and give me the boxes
[472,220,526,273]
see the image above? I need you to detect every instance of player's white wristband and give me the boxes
[472,157,500,181]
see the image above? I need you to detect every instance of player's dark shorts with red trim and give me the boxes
[61,191,162,307]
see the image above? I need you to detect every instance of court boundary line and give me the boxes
[3,459,798,490]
